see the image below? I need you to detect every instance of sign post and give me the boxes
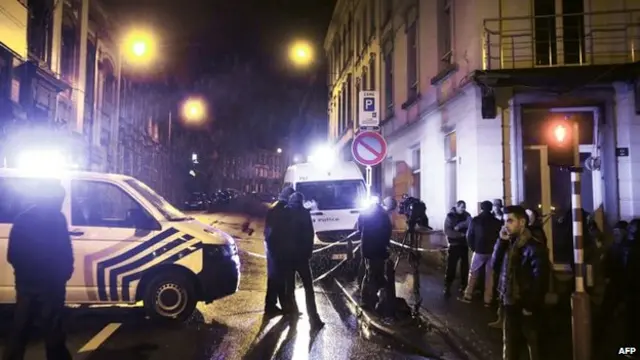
[352,131,387,197]
[359,91,380,131]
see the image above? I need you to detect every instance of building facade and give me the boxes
[325,0,640,263]
[0,0,187,202]
[219,149,289,195]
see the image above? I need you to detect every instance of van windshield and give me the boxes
[125,179,189,221]
[295,180,366,210]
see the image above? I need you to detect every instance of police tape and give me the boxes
[311,244,361,285]
[389,239,448,253]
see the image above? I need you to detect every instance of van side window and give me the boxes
[0,177,62,223]
[71,180,144,228]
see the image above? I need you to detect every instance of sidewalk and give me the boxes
[393,259,629,360]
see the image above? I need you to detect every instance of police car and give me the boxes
[0,168,240,321]
[283,157,373,246]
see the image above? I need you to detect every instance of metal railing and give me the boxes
[482,9,640,70]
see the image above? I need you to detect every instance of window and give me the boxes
[355,79,361,124]
[356,20,361,53]
[384,157,396,196]
[370,0,376,34]
[383,39,394,113]
[71,180,145,228]
[440,0,453,66]
[369,57,376,90]
[346,74,353,126]
[0,177,63,223]
[296,180,366,210]
[444,132,457,208]
[406,8,418,99]
[125,179,186,221]
[362,69,368,91]
[382,0,393,25]
[411,147,421,198]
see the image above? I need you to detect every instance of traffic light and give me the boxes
[546,119,575,167]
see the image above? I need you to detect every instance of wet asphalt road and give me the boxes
[0,212,431,360]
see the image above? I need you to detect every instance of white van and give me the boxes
[0,168,240,321]
[283,161,368,244]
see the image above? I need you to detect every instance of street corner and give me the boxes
[330,278,464,360]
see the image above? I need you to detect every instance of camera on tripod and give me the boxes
[398,194,432,230]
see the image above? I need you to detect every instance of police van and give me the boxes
[0,168,240,321]
[283,161,370,245]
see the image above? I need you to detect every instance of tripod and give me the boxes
[393,221,423,316]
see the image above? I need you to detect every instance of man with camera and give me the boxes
[443,200,472,296]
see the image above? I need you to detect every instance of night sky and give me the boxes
[103,0,336,76]
[102,0,336,153]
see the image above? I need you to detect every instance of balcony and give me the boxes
[0,0,28,59]
[482,10,640,70]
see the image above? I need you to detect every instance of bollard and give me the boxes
[570,169,591,360]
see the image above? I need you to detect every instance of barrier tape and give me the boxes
[390,239,448,253]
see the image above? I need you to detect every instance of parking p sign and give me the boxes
[359,91,379,128]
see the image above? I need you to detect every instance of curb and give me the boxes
[332,279,442,359]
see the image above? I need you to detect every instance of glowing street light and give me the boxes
[288,40,314,67]
[121,29,157,65]
[181,97,207,124]
[277,148,282,154]
[554,124,567,143]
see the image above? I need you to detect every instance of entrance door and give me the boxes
[523,146,554,262]
[523,145,597,268]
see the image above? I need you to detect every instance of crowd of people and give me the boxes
[443,199,640,359]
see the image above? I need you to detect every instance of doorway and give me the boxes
[523,144,598,268]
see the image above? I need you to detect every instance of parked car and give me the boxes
[184,192,210,211]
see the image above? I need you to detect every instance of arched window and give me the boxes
[60,4,77,82]
[102,60,116,109]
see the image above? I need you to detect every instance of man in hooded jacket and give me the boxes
[3,180,73,360]
[263,186,295,316]
[443,200,472,296]
[283,192,324,329]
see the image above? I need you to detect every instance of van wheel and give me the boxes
[143,272,196,322]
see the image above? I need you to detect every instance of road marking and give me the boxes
[78,323,122,353]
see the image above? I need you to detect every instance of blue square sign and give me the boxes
[363,97,375,112]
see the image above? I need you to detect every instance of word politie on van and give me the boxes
[313,217,340,223]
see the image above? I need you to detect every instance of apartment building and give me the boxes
[326,0,640,263]
[219,149,289,195]
[0,0,186,201]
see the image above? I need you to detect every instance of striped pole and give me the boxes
[570,166,591,360]
[571,171,584,293]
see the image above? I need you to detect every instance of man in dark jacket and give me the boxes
[443,200,472,296]
[493,205,549,360]
[263,186,295,316]
[358,199,393,312]
[3,181,73,360]
[283,192,324,329]
[460,200,502,305]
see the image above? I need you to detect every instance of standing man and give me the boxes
[3,181,73,360]
[263,186,294,316]
[284,192,324,329]
[492,199,504,222]
[460,200,502,306]
[495,206,549,360]
[358,196,394,313]
[443,200,472,296]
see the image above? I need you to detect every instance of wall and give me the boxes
[0,0,28,59]
[613,82,640,219]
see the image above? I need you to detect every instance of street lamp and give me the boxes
[121,29,157,66]
[288,40,314,67]
[276,148,282,154]
[181,97,207,124]
[553,124,567,143]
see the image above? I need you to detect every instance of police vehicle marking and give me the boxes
[119,237,203,301]
[94,228,180,301]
